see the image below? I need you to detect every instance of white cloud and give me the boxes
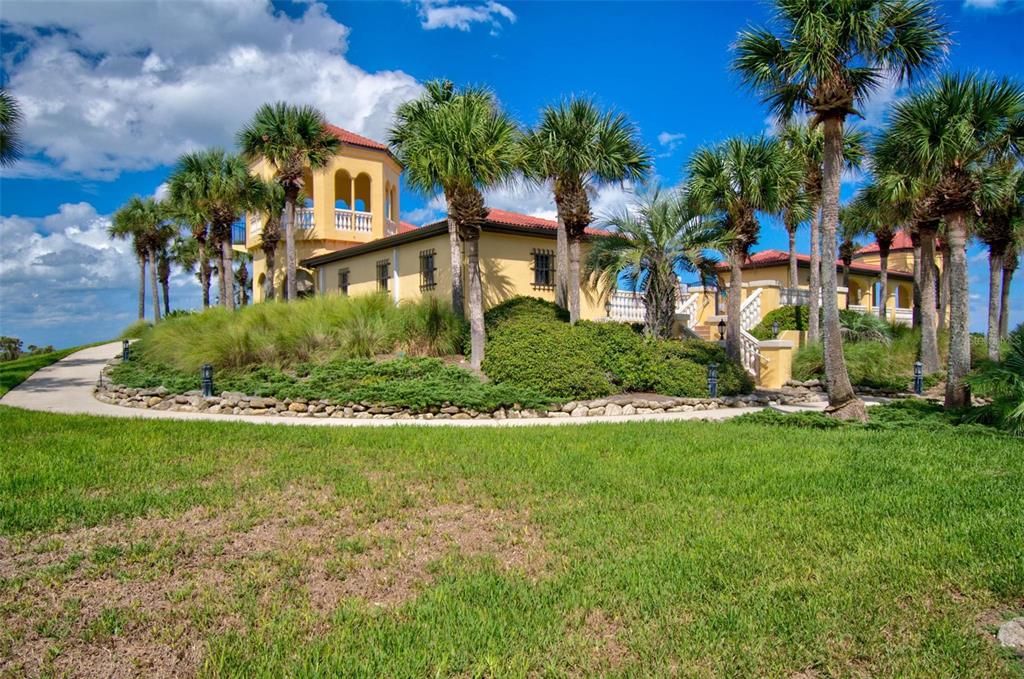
[1,0,423,179]
[963,0,1009,9]
[414,0,516,33]
[656,131,686,157]
[0,202,201,347]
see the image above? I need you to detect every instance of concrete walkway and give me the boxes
[0,342,834,428]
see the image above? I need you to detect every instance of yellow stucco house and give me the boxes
[241,126,938,389]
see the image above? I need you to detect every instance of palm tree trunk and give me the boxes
[1000,250,1016,339]
[568,236,582,324]
[918,226,941,373]
[284,196,297,301]
[819,117,863,420]
[162,278,170,316]
[445,202,464,315]
[726,249,743,362]
[878,249,889,321]
[556,215,569,309]
[200,256,211,308]
[264,246,276,301]
[221,237,235,311]
[464,234,485,370]
[938,245,949,332]
[911,234,921,329]
[944,211,971,409]
[987,245,1004,361]
[148,249,161,324]
[137,254,146,320]
[238,259,249,306]
[842,261,850,297]
[787,225,798,290]
[645,268,677,339]
[808,208,822,345]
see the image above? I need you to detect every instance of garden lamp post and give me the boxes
[122,339,130,362]
[201,364,214,398]
[913,361,923,395]
[717,319,726,340]
[707,362,719,398]
[772,320,780,337]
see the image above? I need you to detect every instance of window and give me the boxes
[338,268,350,295]
[532,249,554,288]
[419,249,437,290]
[376,259,390,292]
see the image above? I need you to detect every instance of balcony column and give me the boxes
[350,177,357,223]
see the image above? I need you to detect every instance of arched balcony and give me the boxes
[333,170,373,233]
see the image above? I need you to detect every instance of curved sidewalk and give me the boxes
[1,342,809,427]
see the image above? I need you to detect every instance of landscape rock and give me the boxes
[998,618,1024,655]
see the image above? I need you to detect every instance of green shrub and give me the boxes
[750,305,807,340]
[483,296,568,335]
[966,324,1024,435]
[118,320,151,340]
[483,318,614,400]
[793,341,908,391]
[839,309,893,343]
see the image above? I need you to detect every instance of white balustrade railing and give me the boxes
[295,207,315,229]
[739,329,761,378]
[606,290,700,326]
[848,304,868,314]
[678,293,699,325]
[334,209,373,233]
[780,287,809,306]
[249,215,263,235]
[739,287,762,331]
[892,308,913,326]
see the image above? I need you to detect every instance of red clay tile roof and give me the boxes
[716,248,913,279]
[397,221,418,234]
[485,208,608,235]
[324,124,390,152]
[854,231,915,254]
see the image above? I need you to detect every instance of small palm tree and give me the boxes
[836,204,861,293]
[522,98,651,322]
[0,87,23,167]
[686,136,801,362]
[110,197,170,324]
[879,73,1024,408]
[586,188,729,338]
[237,103,340,301]
[977,167,1023,360]
[1001,227,1022,341]
[164,177,212,309]
[388,82,521,369]
[778,123,867,342]
[251,178,285,301]
[844,184,903,319]
[734,0,948,420]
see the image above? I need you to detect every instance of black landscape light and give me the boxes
[717,319,726,340]
[122,339,130,361]
[913,361,923,395]
[201,363,214,398]
[772,320,780,337]
[708,362,719,398]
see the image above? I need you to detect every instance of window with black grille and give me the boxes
[532,249,554,288]
[376,259,390,292]
[419,249,437,290]
[338,268,350,295]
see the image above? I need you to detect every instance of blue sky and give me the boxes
[1,0,1021,348]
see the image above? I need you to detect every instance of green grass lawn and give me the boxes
[0,344,103,396]
[1,405,1022,677]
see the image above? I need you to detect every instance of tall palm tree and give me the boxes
[846,184,904,319]
[735,0,948,420]
[157,243,172,316]
[522,98,652,322]
[779,123,867,342]
[836,204,862,293]
[251,179,285,302]
[234,251,252,307]
[977,167,1023,360]
[110,197,168,324]
[880,74,1024,408]
[0,87,23,167]
[586,187,729,338]
[687,136,801,362]
[1001,237,1020,340]
[164,184,212,309]
[238,103,340,301]
[388,83,521,369]
[390,80,465,314]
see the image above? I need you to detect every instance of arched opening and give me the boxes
[354,173,371,212]
[384,181,393,221]
[296,269,315,298]
[872,281,884,308]
[896,283,912,309]
[334,170,352,210]
[300,168,314,207]
[848,280,863,307]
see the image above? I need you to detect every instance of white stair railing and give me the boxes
[739,288,762,331]
[678,292,699,327]
[736,288,764,377]
[607,289,700,327]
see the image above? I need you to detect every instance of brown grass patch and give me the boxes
[0,485,546,678]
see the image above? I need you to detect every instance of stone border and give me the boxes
[94,359,828,422]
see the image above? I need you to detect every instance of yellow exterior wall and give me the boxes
[757,340,795,389]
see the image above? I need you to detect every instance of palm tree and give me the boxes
[157,242,172,316]
[846,184,903,319]
[586,187,729,338]
[0,87,23,167]
[977,167,1023,360]
[237,103,340,301]
[522,98,652,321]
[164,183,212,309]
[251,178,285,301]
[110,197,168,324]
[687,136,800,362]
[390,80,465,314]
[778,123,868,343]
[1001,239,1020,341]
[734,0,948,420]
[234,251,252,306]
[388,82,521,369]
[879,74,1024,408]
[836,205,861,293]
